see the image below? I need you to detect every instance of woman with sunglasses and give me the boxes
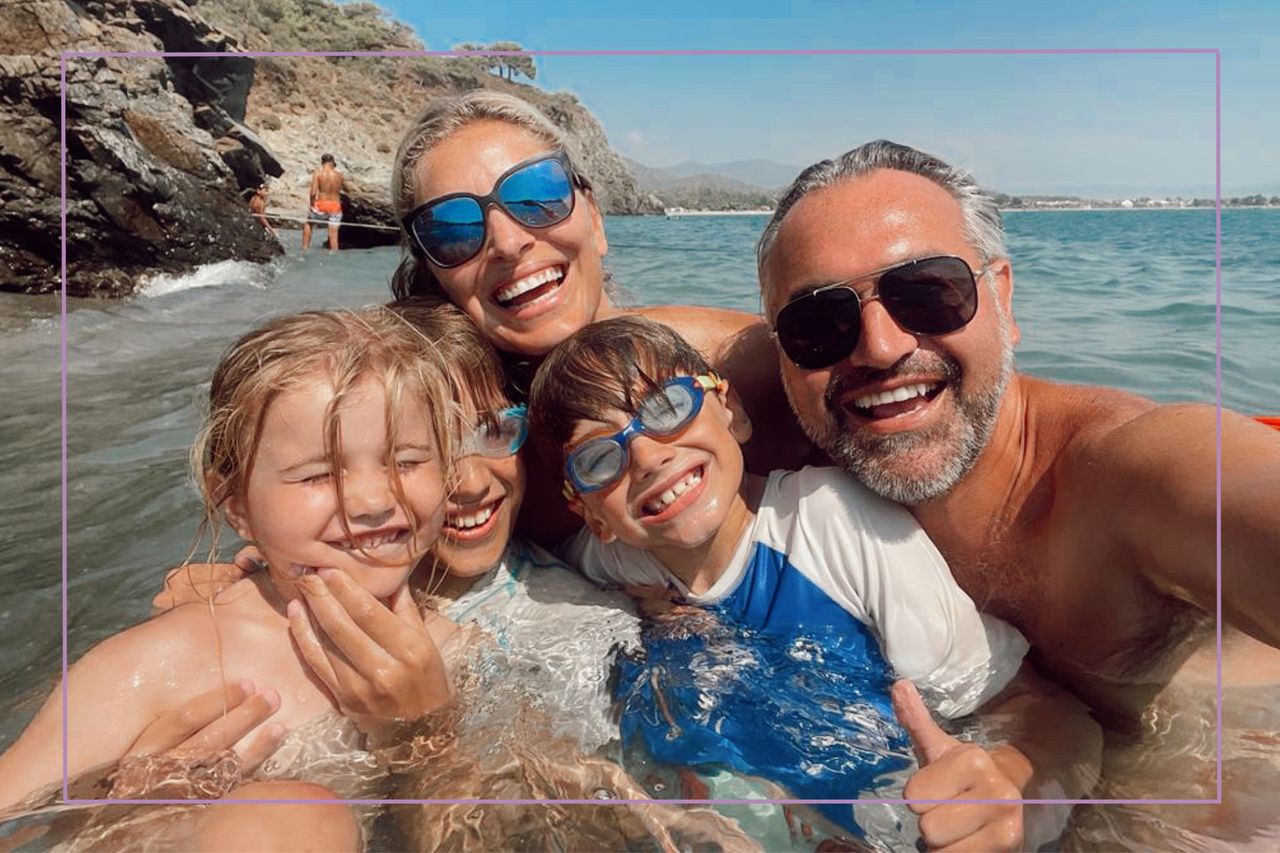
[389,90,815,545]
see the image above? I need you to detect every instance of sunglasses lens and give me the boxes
[775,288,863,370]
[879,257,978,335]
[498,157,575,228]
[414,196,485,266]
[570,439,624,490]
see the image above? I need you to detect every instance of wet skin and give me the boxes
[566,381,754,593]
[413,120,615,358]
[761,168,1280,721]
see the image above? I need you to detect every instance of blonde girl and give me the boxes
[0,308,459,846]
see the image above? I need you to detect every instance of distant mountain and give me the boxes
[626,158,779,210]
[662,158,805,190]
[625,159,685,190]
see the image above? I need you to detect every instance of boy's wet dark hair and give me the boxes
[321,153,336,164]
[528,315,712,450]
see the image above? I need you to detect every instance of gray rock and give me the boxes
[1,0,658,298]
[0,0,281,297]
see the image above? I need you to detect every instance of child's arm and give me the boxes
[0,619,175,811]
[0,610,253,813]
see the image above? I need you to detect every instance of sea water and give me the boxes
[0,208,1276,848]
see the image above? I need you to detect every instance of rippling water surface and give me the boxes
[1,209,1276,849]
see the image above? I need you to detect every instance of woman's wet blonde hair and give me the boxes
[191,307,459,563]
[389,90,594,302]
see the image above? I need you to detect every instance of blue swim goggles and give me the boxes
[563,374,721,497]
[402,151,579,268]
[461,405,528,458]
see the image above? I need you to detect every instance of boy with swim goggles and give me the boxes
[528,316,1052,837]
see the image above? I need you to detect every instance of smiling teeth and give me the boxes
[447,504,494,530]
[343,530,405,550]
[643,468,703,515]
[853,382,938,409]
[495,267,564,305]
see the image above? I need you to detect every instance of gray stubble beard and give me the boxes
[795,312,1015,506]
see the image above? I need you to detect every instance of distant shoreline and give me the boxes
[644,205,1280,218]
[664,209,772,217]
[1001,205,1280,213]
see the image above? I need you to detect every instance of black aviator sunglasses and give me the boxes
[772,255,988,370]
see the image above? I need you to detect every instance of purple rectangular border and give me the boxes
[59,47,1224,809]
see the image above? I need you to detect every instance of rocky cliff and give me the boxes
[0,0,659,297]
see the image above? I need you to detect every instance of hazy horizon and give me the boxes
[627,156,1277,199]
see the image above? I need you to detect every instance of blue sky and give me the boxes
[368,0,1277,196]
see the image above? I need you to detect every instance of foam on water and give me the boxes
[137,259,274,298]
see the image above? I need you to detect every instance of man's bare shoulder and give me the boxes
[1021,377,1233,506]
[1021,375,1156,455]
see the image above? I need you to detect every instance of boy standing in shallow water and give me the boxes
[528,315,1102,850]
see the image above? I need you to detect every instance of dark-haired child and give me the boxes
[529,315,1101,848]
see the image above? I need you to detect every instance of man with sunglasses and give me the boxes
[759,139,1280,822]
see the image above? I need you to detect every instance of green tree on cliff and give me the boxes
[450,41,536,82]
[489,42,537,81]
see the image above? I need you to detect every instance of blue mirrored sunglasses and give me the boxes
[563,375,720,497]
[402,151,578,268]
[461,405,528,459]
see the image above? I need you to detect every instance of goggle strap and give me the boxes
[694,372,722,392]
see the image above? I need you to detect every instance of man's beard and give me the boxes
[801,316,1015,506]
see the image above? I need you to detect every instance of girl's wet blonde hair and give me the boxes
[191,307,459,562]
[388,297,514,418]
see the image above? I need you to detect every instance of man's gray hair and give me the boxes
[757,140,1006,277]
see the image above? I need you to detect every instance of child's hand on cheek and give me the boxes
[287,570,456,740]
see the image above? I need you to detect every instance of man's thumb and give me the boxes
[891,679,956,766]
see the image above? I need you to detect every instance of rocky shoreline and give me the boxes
[0,0,661,298]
